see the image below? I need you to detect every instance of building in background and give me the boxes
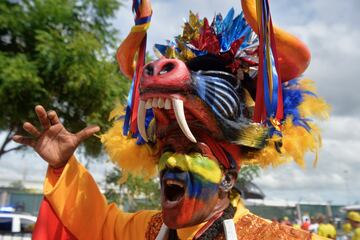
[0,187,42,216]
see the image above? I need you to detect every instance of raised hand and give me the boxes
[12,105,100,168]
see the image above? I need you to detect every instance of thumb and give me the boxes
[75,125,100,143]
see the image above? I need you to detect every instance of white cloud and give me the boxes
[114,0,360,117]
[111,0,360,204]
[254,116,360,204]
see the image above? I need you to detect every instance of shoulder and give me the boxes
[235,213,313,240]
[145,212,163,240]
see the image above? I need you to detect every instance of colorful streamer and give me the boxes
[253,0,283,124]
[121,0,152,138]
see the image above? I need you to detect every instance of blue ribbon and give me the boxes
[132,0,141,14]
[135,15,152,25]
[260,0,280,119]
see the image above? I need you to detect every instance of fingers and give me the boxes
[12,135,36,148]
[47,110,60,125]
[35,105,51,130]
[75,125,100,142]
[23,122,41,138]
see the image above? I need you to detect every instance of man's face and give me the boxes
[158,133,224,229]
[350,220,360,228]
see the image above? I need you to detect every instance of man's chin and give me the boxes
[161,198,208,229]
[162,214,186,229]
[162,209,203,229]
[161,202,188,229]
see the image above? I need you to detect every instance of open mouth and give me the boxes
[162,177,186,208]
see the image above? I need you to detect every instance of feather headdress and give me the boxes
[101,0,329,178]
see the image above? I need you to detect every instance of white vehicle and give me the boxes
[0,211,37,240]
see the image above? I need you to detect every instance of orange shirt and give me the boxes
[43,156,328,240]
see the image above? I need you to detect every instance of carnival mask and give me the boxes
[101,0,328,229]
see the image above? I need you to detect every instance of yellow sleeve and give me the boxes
[353,228,360,240]
[312,234,331,240]
[44,155,159,240]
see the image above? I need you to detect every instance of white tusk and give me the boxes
[137,100,148,142]
[172,99,197,143]
[165,98,172,109]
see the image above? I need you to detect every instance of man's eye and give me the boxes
[162,145,175,154]
[186,146,201,154]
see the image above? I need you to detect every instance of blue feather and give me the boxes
[154,44,168,55]
[215,10,253,52]
[155,9,255,58]
[136,109,154,144]
[223,8,235,32]
[122,74,155,144]
[214,14,223,35]
[132,0,141,13]
[123,77,136,136]
[280,79,316,133]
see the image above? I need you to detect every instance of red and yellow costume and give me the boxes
[33,156,328,239]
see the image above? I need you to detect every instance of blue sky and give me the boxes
[1,0,359,205]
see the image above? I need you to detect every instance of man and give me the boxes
[13,0,330,239]
[309,216,319,234]
[348,212,360,240]
[318,217,337,239]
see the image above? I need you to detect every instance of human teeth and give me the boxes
[158,98,165,108]
[137,100,148,142]
[145,99,152,109]
[151,98,159,108]
[172,99,197,143]
[165,99,172,109]
[166,180,184,188]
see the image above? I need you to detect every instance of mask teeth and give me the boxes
[137,97,197,143]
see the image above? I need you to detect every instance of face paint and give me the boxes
[159,152,222,184]
[159,152,224,228]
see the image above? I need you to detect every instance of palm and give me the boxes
[13,105,99,168]
[35,124,78,167]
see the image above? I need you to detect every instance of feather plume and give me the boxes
[242,78,329,168]
[101,120,159,179]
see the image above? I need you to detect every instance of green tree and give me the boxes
[237,164,261,184]
[104,167,161,212]
[236,164,265,199]
[0,0,129,158]
[9,180,25,190]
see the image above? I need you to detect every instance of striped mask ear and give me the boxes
[192,71,241,121]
